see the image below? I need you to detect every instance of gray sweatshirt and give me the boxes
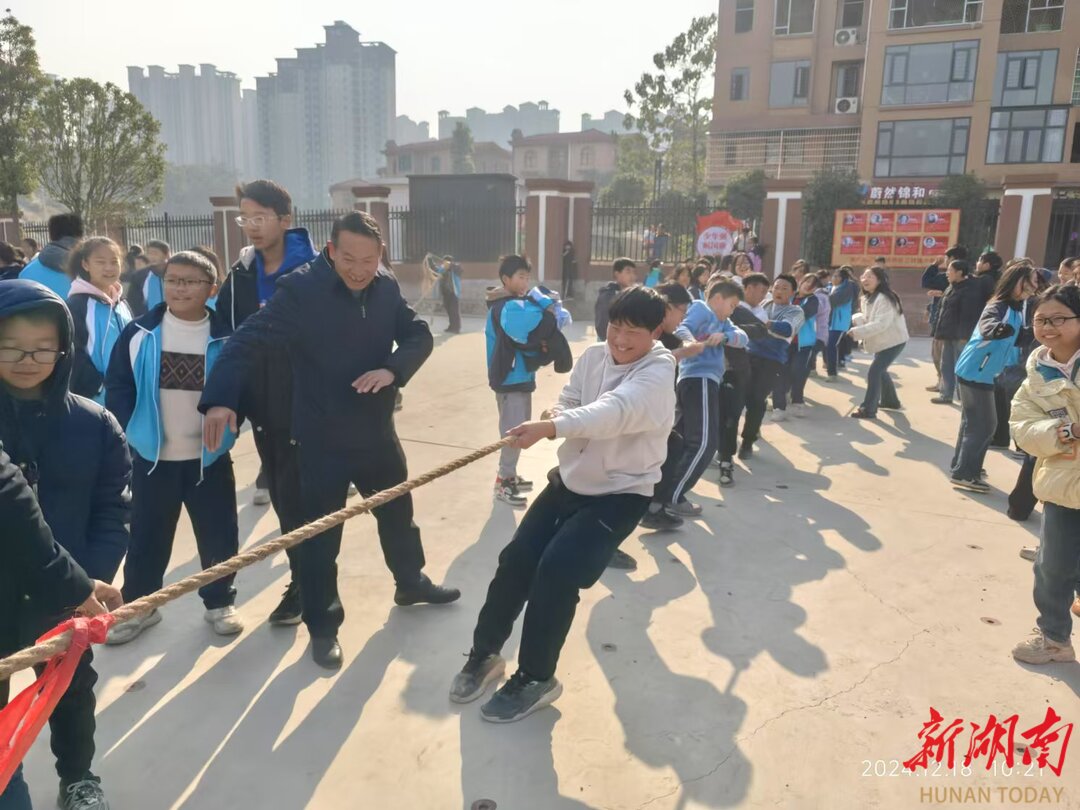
[550,342,676,496]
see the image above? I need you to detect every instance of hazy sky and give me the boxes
[19,0,717,132]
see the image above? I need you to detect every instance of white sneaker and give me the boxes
[790,403,808,417]
[1012,630,1075,664]
[205,606,244,636]
[105,609,162,645]
[253,488,271,506]
[1019,546,1038,562]
[771,409,788,422]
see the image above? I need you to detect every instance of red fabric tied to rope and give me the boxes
[0,614,114,793]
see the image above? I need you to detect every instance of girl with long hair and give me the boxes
[847,266,908,419]
[824,266,856,381]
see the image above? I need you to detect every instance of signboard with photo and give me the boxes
[832,208,961,268]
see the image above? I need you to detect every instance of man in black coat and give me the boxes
[200,212,460,670]
[930,260,986,405]
[0,442,122,810]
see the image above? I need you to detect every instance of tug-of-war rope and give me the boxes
[0,436,513,790]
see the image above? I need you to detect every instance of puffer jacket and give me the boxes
[1011,347,1080,509]
[848,292,909,354]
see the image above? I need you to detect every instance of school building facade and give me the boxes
[708,0,1080,272]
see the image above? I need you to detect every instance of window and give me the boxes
[580,146,593,168]
[430,156,441,173]
[994,50,1058,107]
[397,155,412,173]
[987,107,1069,163]
[1001,0,1065,33]
[735,0,754,33]
[1073,124,1080,163]
[1073,49,1080,106]
[839,0,865,27]
[875,118,970,177]
[881,41,978,105]
[834,62,862,100]
[889,0,982,29]
[524,150,536,169]
[770,60,811,107]
[731,68,750,101]
[775,0,815,35]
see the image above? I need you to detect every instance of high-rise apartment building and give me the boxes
[708,0,1080,265]
[255,21,396,207]
[395,115,432,145]
[128,63,250,172]
[437,102,559,145]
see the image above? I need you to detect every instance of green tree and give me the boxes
[0,13,48,212]
[934,173,994,254]
[450,122,475,174]
[624,13,717,196]
[722,169,766,224]
[600,175,648,206]
[36,79,165,221]
[802,168,862,267]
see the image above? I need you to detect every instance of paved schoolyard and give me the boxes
[16,320,1079,809]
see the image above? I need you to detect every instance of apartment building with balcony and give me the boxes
[709,0,1080,266]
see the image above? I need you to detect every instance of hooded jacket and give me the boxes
[794,293,820,349]
[747,301,804,364]
[125,264,166,317]
[0,440,94,658]
[594,281,623,342]
[549,342,676,497]
[67,277,134,403]
[1011,347,1080,509]
[212,228,318,432]
[106,303,236,472]
[19,236,77,299]
[813,287,831,343]
[0,280,131,583]
[199,249,433,450]
[673,300,749,383]
[485,286,572,393]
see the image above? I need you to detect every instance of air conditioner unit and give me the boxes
[834,97,860,114]
[834,27,859,46]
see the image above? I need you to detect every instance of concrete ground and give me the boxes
[16,320,1080,809]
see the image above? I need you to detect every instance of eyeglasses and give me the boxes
[1033,315,1080,328]
[235,215,280,228]
[164,277,213,289]
[0,348,65,364]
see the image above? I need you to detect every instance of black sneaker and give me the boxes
[268,582,302,626]
[58,778,108,810]
[311,636,343,669]
[950,476,990,494]
[719,462,735,487]
[607,548,638,570]
[737,441,754,460]
[480,670,563,723]
[449,651,505,704]
[394,574,461,606]
[639,509,684,531]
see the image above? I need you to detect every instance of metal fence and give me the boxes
[123,213,215,251]
[293,208,354,250]
[389,205,526,263]
[591,202,725,264]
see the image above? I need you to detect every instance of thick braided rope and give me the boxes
[0,436,514,682]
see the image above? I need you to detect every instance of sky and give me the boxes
[19,0,717,133]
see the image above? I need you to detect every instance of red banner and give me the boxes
[695,211,745,257]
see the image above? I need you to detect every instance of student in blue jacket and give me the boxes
[0,280,130,810]
[643,279,746,521]
[19,214,84,299]
[104,251,244,646]
[824,266,856,381]
[65,237,133,403]
[949,260,1037,492]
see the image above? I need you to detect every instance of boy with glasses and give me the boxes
[105,251,244,644]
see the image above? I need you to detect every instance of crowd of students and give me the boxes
[2,200,1079,806]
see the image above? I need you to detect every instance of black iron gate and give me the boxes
[1046,197,1080,270]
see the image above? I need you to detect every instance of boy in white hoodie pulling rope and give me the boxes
[448,286,677,723]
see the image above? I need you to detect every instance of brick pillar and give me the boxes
[0,213,19,244]
[569,193,594,270]
[999,177,1055,265]
[762,180,806,278]
[352,186,392,255]
[211,196,244,267]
